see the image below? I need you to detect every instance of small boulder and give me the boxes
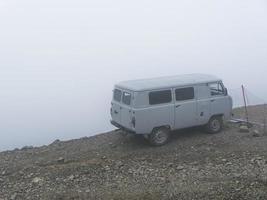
[32,177,43,184]
[239,125,249,133]
[57,157,65,164]
[10,193,17,200]
[252,130,260,137]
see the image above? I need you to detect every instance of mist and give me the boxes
[0,0,267,151]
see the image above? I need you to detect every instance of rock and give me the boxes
[57,157,65,164]
[68,175,75,181]
[252,130,260,137]
[176,166,184,171]
[101,156,107,160]
[1,170,6,175]
[239,125,249,133]
[21,146,34,150]
[52,139,61,145]
[225,162,232,166]
[222,159,227,162]
[32,177,43,184]
[10,193,17,200]
[167,163,174,167]
[115,161,124,168]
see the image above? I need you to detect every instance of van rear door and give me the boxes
[111,89,122,124]
[120,91,133,130]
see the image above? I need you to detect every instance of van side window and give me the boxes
[149,90,172,105]
[122,92,131,105]
[209,82,224,96]
[113,89,122,102]
[175,87,194,101]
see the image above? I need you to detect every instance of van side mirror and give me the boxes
[224,88,228,96]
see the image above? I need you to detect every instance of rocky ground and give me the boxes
[1,106,267,200]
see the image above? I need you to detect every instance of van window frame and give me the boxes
[208,82,225,96]
[148,89,173,106]
[175,86,195,102]
[113,88,122,102]
[122,91,132,106]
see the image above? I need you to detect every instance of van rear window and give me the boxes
[113,89,122,102]
[149,90,172,105]
[122,92,131,105]
[175,87,194,101]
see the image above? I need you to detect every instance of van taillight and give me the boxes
[131,116,136,128]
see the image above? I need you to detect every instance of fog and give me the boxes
[0,0,267,151]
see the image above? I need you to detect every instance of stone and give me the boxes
[167,163,174,167]
[239,125,249,133]
[32,177,43,184]
[68,175,75,181]
[177,166,184,171]
[252,130,260,137]
[21,146,34,150]
[115,161,124,168]
[10,193,17,200]
[57,157,65,164]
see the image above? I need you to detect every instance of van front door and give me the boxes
[174,87,197,129]
[208,82,228,116]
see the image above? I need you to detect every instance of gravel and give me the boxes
[0,106,267,200]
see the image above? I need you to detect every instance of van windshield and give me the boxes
[113,89,122,102]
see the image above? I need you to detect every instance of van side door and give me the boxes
[196,84,211,125]
[174,86,197,129]
[208,82,228,117]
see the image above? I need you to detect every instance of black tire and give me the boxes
[148,127,170,146]
[206,116,223,134]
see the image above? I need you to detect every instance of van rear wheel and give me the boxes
[206,116,223,134]
[149,127,170,146]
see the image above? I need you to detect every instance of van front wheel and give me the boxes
[149,127,170,146]
[206,116,223,134]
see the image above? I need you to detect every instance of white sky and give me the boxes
[0,0,267,150]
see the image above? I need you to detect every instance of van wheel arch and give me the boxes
[206,115,224,134]
[148,126,171,146]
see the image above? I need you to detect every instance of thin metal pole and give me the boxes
[242,85,249,127]
[264,103,266,135]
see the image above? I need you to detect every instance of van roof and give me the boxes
[116,74,221,91]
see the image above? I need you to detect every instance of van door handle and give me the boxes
[114,110,118,114]
[176,105,181,108]
[210,99,215,102]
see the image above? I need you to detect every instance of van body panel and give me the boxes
[120,104,133,130]
[173,86,197,129]
[174,99,197,129]
[196,84,211,125]
[134,104,174,134]
[111,101,121,124]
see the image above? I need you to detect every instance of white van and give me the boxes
[110,74,233,146]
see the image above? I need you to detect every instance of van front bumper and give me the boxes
[110,120,136,134]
